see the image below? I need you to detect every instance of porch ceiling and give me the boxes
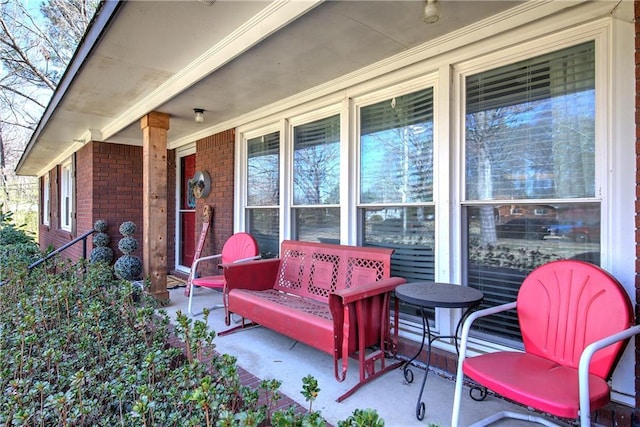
[19,0,599,177]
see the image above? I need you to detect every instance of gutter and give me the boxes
[14,0,124,176]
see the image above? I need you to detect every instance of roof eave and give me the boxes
[15,0,124,176]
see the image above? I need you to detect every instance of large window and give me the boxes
[462,41,599,345]
[237,16,632,399]
[359,88,436,283]
[60,158,74,232]
[292,115,340,242]
[246,131,280,258]
[239,36,616,347]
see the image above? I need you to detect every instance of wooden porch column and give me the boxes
[140,112,170,300]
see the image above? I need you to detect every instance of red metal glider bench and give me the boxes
[221,240,407,402]
[451,259,640,427]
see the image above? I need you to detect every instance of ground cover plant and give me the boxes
[0,220,384,426]
[0,207,40,284]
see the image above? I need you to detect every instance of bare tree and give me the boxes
[0,0,97,228]
[465,107,523,245]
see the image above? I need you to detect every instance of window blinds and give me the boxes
[466,41,595,114]
[361,88,433,136]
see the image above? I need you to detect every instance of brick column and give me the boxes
[141,112,170,300]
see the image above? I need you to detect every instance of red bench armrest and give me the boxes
[332,277,406,304]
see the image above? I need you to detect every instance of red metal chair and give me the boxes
[451,259,640,427]
[187,232,259,323]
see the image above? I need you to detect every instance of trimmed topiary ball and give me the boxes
[114,254,143,280]
[90,246,114,264]
[90,225,112,264]
[118,236,137,255]
[119,221,136,237]
[93,232,110,248]
[93,219,108,233]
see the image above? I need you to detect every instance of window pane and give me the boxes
[465,41,595,201]
[465,202,600,344]
[363,206,436,322]
[293,116,340,205]
[61,162,72,231]
[292,207,340,243]
[362,206,435,282]
[360,88,434,203]
[248,132,279,206]
[42,174,50,226]
[247,208,279,259]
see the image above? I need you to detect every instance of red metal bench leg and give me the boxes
[336,355,403,402]
[218,317,260,336]
[335,297,403,402]
[335,305,351,383]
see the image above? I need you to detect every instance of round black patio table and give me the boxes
[395,282,484,421]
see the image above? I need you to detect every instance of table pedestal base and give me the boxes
[394,282,485,421]
[403,306,480,420]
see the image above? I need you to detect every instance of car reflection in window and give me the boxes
[495,218,558,240]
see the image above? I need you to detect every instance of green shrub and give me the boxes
[0,208,35,246]
[89,246,114,264]
[93,232,110,247]
[119,220,136,236]
[90,221,113,265]
[117,236,137,254]
[338,409,385,427]
[0,208,40,283]
[0,261,383,426]
[93,219,108,233]
[0,242,40,283]
[114,254,143,280]
[114,221,142,280]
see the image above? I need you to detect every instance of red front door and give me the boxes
[180,154,196,267]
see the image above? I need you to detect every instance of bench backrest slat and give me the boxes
[274,240,393,303]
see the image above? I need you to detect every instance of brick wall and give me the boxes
[92,142,144,261]
[38,141,176,274]
[76,143,93,240]
[194,129,235,276]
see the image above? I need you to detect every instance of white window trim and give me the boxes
[42,173,50,226]
[235,123,282,234]
[452,21,635,405]
[232,12,634,404]
[175,144,196,274]
[286,105,344,241]
[60,158,73,232]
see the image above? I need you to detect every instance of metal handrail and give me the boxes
[28,229,96,271]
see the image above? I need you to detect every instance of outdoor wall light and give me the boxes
[423,0,440,24]
[193,108,205,123]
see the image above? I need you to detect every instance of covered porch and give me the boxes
[15,0,638,422]
[167,283,564,427]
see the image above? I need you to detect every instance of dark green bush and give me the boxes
[118,236,138,254]
[0,260,384,426]
[0,209,36,246]
[0,209,40,283]
[0,263,261,425]
[93,232,110,247]
[114,254,143,280]
[93,219,108,233]
[89,246,114,264]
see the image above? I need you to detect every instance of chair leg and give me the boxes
[188,287,225,316]
[188,284,196,315]
[451,356,465,426]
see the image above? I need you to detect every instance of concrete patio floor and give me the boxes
[161,285,558,426]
